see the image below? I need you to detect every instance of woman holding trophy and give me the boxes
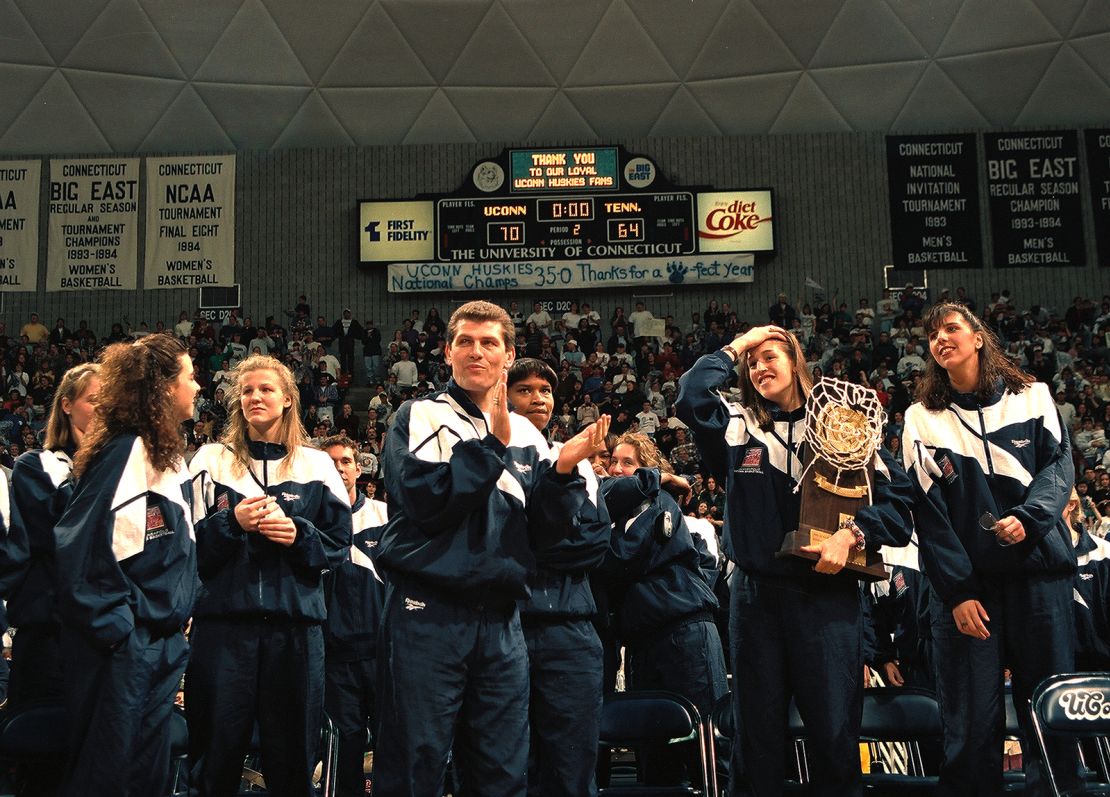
[903,303,1076,795]
[677,326,913,796]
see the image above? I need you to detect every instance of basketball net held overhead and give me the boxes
[793,377,886,504]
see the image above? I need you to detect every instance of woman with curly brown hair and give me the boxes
[186,354,351,796]
[53,334,200,797]
[903,302,1078,795]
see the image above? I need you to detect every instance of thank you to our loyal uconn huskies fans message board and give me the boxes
[358,146,774,293]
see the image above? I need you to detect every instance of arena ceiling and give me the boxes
[0,0,1108,154]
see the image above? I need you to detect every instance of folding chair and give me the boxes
[597,690,716,797]
[1031,672,1110,797]
[857,687,941,795]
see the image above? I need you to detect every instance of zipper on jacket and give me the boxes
[786,419,795,482]
[977,408,995,476]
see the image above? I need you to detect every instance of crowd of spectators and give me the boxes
[3,286,1110,528]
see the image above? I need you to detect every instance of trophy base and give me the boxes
[775,527,888,582]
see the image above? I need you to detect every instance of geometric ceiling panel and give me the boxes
[139,84,234,152]
[13,0,111,65]
[528,92,598,141]
[63,0,184,79]
[322,4,435,87]
[402,89,477,144]
[446,4,553,86]
[504,0,609,84]
[770,74,852,133]
[192,83,310,149]
[380,0,490,83]
[0,0,55,66]
[891,61,990,130]
[64,71,183,152]
[272,91,356,149]
[748,0,848,67]
[565,3,678,86]
[938,44,1060,127]
[564,85,681,138]
[810,0,928,67]
[445,88,558,141]
[0,0,1108,154]
[1029,0,1087,37]
[264,0,373,84]
[192,0,310,85]
[1018,44,1110,127]
[884,0,965,55]
[810,62,929,130]
[0,64,54,137]
[688,73,803,135]
[1072,0,1110,37]
[627,0,730,79]
[649,86,725,138]
[139,0,246,78]
[1072,32,1110,85]
[322,87,438,145]
[938,0,1062,57]
[0,71,110,154]
[689,2,802,79]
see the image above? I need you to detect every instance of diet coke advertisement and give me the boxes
[697,190,775,253]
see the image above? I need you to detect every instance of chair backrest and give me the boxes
[0,704,68,757]
[1032,672,1110,797]
[1033,673,1110,738]
[860,687,942,740]
[598,690,715,796]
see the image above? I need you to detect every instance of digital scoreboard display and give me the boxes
[508,148,619,193]
[437,192,696,262]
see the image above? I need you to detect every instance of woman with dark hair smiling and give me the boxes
[903,302,1077,795]
[54,335,199,797]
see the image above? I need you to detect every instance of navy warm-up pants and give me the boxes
[60,625,189,797]
[931,572,1077,797]
[522,617,604,797]
[730,573,864,797]
[324,652,376,797]
[186,617,325,797]
[374,579,530,797]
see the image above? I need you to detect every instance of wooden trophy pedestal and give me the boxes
[776,458,888,582]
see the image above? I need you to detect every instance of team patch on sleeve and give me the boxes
[216,491,230,511]
[145,503,173,542]
[736,446,764,474]
[936,454,958,484]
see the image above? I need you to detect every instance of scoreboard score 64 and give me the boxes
[437,192,696,262]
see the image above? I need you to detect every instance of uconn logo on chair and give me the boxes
[1058,688,1110,721]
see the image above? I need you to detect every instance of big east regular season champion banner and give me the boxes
[146,155,235,289]
[47,158,139,291]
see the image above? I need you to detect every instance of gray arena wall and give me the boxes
[2,131,1106,338]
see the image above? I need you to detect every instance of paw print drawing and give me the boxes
[667,261,688,284]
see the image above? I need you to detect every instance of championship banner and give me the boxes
[145,155,236,289]
[46,158,139,291]
[0,160,41,290]
[1086,130,1110,268]
[386,254,754,293]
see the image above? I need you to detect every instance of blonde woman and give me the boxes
[187,354,351,796]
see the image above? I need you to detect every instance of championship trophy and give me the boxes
[776,377,889,581]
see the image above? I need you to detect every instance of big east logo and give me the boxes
[699,200,772,240]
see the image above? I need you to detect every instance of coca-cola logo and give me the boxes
[1058,689,1110,720]
[699,200,773,240]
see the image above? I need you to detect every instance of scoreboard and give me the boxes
[437,192,696,262]
[357,146,773,292]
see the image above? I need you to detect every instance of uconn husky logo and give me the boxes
[1058,689,1110,720]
